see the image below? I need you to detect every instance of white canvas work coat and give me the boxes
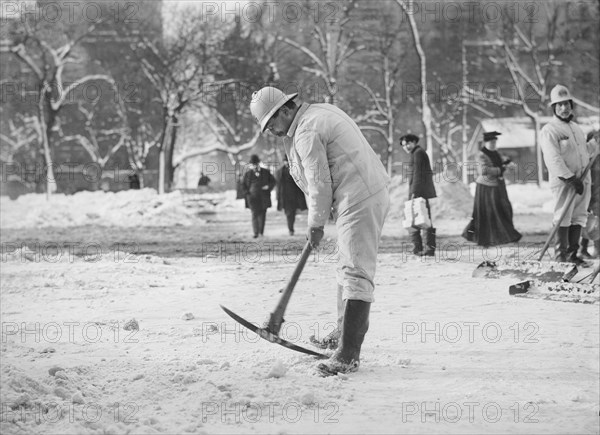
[283,102,390,302]
[540,115,593,226]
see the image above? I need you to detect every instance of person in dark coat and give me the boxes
[243,154,276,238]
[462,131,522,247]
[401,134,437,256]
[197,172,211,187]
[128,173,140,189]
[275,155,307,236]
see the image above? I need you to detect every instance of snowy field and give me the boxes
[1,182,598,434]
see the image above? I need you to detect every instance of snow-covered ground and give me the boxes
[1,182,598,434]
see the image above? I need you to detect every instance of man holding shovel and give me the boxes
[250,86,390,376]
[540,85,594,264]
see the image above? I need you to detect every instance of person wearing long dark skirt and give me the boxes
[462,131,522,247]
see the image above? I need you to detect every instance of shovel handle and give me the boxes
[267,241,313,335]
[537,151,599,262]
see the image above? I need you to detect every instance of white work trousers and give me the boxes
[335,186,390,303]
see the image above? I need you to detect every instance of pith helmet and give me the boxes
[549,85,573,106]
[250,86,298,133]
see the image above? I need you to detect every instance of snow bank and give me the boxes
[506,182,555,214]
[1,180,554,230]
[0,189,233,229]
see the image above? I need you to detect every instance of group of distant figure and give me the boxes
[238,153,306,239]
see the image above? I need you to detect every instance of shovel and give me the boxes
[221,241,327,358]
[473,151,599,282]
[508,263,599,304]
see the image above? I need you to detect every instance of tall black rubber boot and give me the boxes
[554,226,569,262]
[317,300,370,376]
[567,225,585,265]
[409,228,423,255]
[422,227,436,257]
[579,238,592,258]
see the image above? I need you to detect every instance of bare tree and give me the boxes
[0,116,39,164]
[125,121,159,189]
[129,10,235,193]
[4,7,114,198]
[353,34,399,174]
[430,100,464,165]
[57,98,129,171]
[279,0,362,104]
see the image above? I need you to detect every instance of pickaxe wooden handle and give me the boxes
[266,241,313,336]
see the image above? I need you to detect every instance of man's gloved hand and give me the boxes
[307,226,324,249]
[561,176,584,195]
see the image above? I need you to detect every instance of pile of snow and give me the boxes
[1,179,555,230]
[505,182,555,214]
[0,189,229,229]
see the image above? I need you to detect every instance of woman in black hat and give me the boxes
[462,131,522,247]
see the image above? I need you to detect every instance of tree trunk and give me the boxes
[165,114,179,192]
[533,116,543,186]
[158,149,165,195]
[156,114,170,194]
[398,0,434,163]
[387,120,394,175]
[38,92,56,199]
[461,41,469,185]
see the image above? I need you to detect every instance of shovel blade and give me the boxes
[509,280,599,304]
[473,260,577,282]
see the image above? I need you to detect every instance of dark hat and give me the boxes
[249,154,260,164]
[400,134,420,145]
[483,131,501,142]
[586,131,596,142]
